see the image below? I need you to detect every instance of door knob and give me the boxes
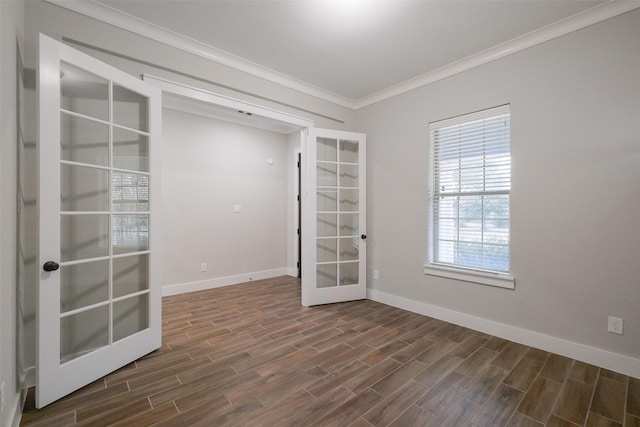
[43,261,60,272]
[361,234,367,240]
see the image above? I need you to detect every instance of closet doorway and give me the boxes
[147,75,310,294]
[144,76,367,307]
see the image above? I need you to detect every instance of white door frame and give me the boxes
[142,76,314,284]
[142,75,314,130]
[141,76,367,307]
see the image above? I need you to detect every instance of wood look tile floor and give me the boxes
[21,276,640,427]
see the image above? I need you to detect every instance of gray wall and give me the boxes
[0,0,25,425]
[161,108,290,286]
[356,9,640,360]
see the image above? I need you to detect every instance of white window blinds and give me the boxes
[428,105,511,274]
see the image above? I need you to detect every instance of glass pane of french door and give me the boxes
[316,137,360,288]
[58,61,151,363]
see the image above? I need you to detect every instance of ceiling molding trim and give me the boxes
[46,0,639,111]
[45,0,357,109]
[354,0,640,109]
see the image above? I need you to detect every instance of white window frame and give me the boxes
[425,105,514,289]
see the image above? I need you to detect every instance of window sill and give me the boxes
[424,264,515,289]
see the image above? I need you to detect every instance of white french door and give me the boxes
[37,34,162,408]
[302,129,367,306]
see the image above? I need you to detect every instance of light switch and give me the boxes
[233,204,242,213]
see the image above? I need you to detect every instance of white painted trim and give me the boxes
[46,0,639,109]
[11,387,28,427]
[143,74,314,129]
[367,288,640,379]
[354,1,640,108]
[286,267,298,277]
[424,265,515,290]
[22,366,35,388]
[44,0,353,108]
[162,268,289,297]
[10,368,31,427]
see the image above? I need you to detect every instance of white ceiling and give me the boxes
[63,0,635,107]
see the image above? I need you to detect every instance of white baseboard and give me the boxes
[22,366,34,388]
[286,267,298,277]
[12,368,32,427]
[162,268,289,296]
[367,288,640,379]
[11,387,28,427]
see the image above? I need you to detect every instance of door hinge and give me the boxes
[297,195,300,202]
[296,261,300,268]
[297,161,300,168]
[297,228,300,235]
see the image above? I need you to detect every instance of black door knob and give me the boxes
[43,261,60,272]
[361,234,367,240]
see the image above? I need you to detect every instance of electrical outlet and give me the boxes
[373,270,380,280]
[608,316,624,335]
[201,263,207,272]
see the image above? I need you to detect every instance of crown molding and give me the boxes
[46,0,640,111]
[354,0,640,109]
[44,0,356,108]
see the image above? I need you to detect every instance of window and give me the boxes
[426,105,513,288]
[111,170,149,252]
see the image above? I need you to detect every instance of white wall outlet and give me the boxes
[233,204,242,213]
[373,270,380,280]
[608,316,624,335]
[201,263,207,272]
